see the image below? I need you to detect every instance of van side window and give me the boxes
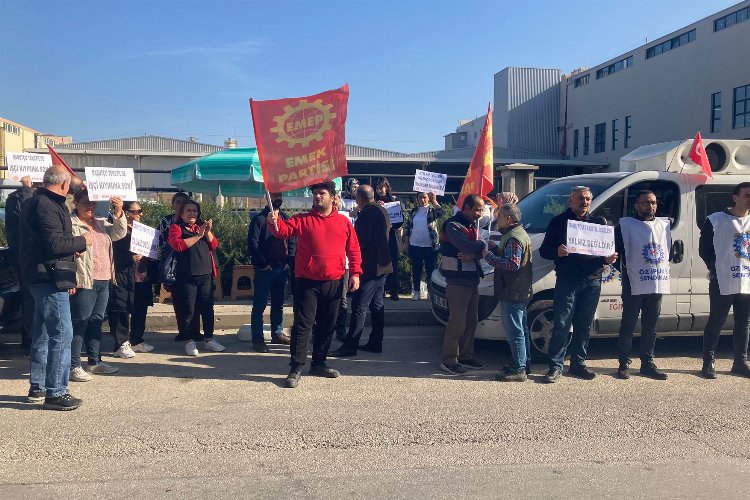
[591,180,680,227]
[695,185,734,227]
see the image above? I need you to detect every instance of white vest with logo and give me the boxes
[708,211,750,295]
[620,217,671,295]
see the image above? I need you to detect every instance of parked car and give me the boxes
[0,246,23,335]
[430,138,750,359]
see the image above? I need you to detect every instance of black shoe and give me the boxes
[497,371,527,382]
[390,293,400,301]
[730,360,750,378]
[701,359,717,379]
[330,346,357,357]
[458,358,484,370]
[568,364,597,380]
[285,368,302,388]
[270,334,291,345]
[27,389,45,403]
[505,364,532,375]
[253,342,270,353]
[617,361,631,380]
[640,362,668,380]
[440,363,467,376]
[543,368,562,383]
[42,393,82,411]
[309,364,340,378]
[358,342,382,353]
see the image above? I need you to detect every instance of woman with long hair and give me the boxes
[68,190,128,382]
[404,192,443,300]
[374,177,402,300]
[167,199,225,356]
[109,201,157,358]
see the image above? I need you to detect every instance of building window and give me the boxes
[584,126,590,156]
[596,56,634,79]
[714,5,750,32]
[645,29,696,59]
[595,123,606,153]
[711,92,722,133]
[574,74,590,88]
[611,119,619,150]
[625,115,632,148]
[2,122,20,135]
[734,84,750,129]
[573,129,579,157]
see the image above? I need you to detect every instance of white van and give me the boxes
[429,138,750,359]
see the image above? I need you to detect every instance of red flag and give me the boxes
[48,145,79,179]
[688,131,713,178]
[250,85,349,192]
[457,103,494,207]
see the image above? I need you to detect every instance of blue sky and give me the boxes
[0,0,739,152]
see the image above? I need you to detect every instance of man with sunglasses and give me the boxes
[614,190,670,380]
[539,186,618,383]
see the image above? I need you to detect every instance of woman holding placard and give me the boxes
[109,201,157,358]
[69,190,128,382]
[375,177,403,300]
[168,200,225,356]
[404,192,443,300]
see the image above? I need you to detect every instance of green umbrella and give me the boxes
[171,147,342,197]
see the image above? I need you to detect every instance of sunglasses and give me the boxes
[126,209,143,214]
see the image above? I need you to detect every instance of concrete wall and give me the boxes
[455,115,486,150]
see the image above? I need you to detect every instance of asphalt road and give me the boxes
[1,327,749,499]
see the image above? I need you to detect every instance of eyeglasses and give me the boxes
[126,209,143,214]
[637,200,658,205]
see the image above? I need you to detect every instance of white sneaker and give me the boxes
[184,340,199,356]
[131,342,154,353]
[411,291,420,301]
[70,366,92,382]
[113,341,136,358]
[86,362,119,375]
[204,338,226,352]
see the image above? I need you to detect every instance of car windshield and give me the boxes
[517,176,625,233]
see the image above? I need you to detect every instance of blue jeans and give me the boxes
[70,280,110,368]
[343,275,386,349]
[547,276,601,370]
[500,301,530,372]
[251,266,288,342]
[29,282,74,398]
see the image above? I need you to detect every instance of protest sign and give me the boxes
[6,153,52,182]
[384,201,403,224]
[250,85,349,192]
[84,167,137,201]
[566,220,615,257]
[129,221,159,259]
[413,169,447,196]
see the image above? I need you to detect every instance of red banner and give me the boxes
[250,85,349,192]
[688,131,713,178]
[457,103,494,207]
[48,145,79,179]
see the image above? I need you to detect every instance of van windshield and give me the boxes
[517,176,623,233]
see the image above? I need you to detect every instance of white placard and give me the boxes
[6,153,52,182]
[340,198,357,211]
[383,201,403,224]
[84,167,137,201]
[413,169,447,196]
[129,221,159,259]
[566,220,615,257]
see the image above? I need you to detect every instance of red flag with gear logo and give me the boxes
[688,131,713,178]
[250,85,349,192]
[457,103,494,207]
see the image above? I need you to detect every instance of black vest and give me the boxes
[175,225,213,278]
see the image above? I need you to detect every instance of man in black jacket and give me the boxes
[5,175,36,355]
[21,165,92,410]
[539,186,617,383]
[247,192,296,353]
[331,185,392,357]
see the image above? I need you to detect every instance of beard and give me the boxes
[272,199,283,209]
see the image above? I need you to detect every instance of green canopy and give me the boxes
[171,147,342,197]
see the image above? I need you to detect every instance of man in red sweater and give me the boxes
[269,181,362,388]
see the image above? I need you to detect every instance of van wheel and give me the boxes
[527,299,554,362]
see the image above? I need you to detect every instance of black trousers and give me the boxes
[173,274,215,341]
[703,279,750,362]
[617,293,662,364]
[291,277,344,367]
[130,282,152,345]
[20,283,34,351]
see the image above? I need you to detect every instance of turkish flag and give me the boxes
[688,131,713,178]
[457,103,494,207]
[250,85,349,192]
[48,145,79,179]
